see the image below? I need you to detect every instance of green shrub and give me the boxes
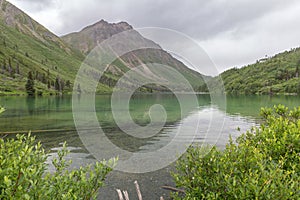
[172,105,300,199]
[0,107,116,200]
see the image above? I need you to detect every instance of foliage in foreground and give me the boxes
[0,134,116,200]
[173,105,300,199]
[0,107,115,200]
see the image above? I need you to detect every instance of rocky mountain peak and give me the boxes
[80,19,133,36]
[62,19,139,54]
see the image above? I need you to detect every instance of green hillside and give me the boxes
[216,47,300,95]
[0,0,89,95]
[0,22,84,95]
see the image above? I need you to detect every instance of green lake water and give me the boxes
[0,94,299,199]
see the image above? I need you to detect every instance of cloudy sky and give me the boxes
[7,0,300,75]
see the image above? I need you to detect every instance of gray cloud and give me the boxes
[7,0,300,75]
[9,0,296,38]
[10,0,57,12]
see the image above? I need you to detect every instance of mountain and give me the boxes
[61,20,207,92]
[216,48,300,95]
[62,20,134,54]
[0,0,206,95]
[0,0,86,95]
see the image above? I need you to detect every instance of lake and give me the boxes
[0,94,299,199]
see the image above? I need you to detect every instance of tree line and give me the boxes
[25,70,71,96]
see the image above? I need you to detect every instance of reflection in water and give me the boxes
[225,95,300,118]
[0,94,299,199]
[1,94,299,154]
[26,97,36,115]
[55,96,61,111]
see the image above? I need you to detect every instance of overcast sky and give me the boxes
[7,0,300,75]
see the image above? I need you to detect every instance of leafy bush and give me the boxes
[172,105,300,199]
[0,107,116,200]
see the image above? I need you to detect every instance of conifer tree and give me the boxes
[55,76,61,92]
[25,71,35,96]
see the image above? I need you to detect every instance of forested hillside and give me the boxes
[0,0,85,95]
[219,47,300,95]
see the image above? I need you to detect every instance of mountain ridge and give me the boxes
[4,0,298,96]
[0,0,206,95]
[0,0,87,95]
[62,18,207,92]
[61,19,159,54]
[0,0,71,52]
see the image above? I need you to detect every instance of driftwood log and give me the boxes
[116,181,165,200]
[161,185,185,193]
[134,180,143,200]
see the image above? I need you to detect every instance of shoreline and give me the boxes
[0,91,299,97]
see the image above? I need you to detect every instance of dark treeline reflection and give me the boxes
[1,94,299,133]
